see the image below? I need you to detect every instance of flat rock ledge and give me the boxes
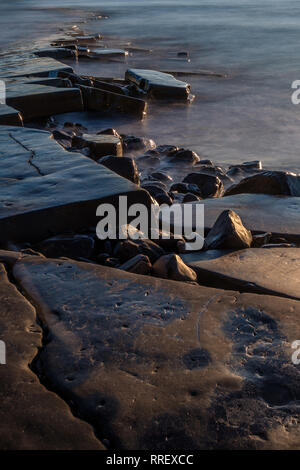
[0,126,152,244]
[0,261,103,450]
[182,248,300,300]
[7,255,300,450]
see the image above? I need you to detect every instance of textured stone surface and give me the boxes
[0,126,152,243]
[0,262,103,450]
[12,256,300,450]
[182,248,300,300]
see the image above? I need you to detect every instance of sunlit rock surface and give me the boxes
[182,248,300,300]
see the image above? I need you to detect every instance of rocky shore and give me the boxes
[0,19,299,450]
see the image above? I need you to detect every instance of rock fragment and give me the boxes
[204,210,253,250]
[153,254,197,282]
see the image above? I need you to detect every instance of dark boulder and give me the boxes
[225,171,300,197]
[35,234,95,259]
[183,173,224,198]
[169,149,200,165]
[114,239,165,263]
[204,210,253,250]
[98,155,140,185]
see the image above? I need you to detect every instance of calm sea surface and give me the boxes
[1,0,300,171]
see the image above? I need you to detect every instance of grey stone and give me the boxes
[153,253,197,282]
[182,248,300,300]
[73,133,123,159]
[125,69,191,100]
[204,210,253,250]
[0,126,152,243]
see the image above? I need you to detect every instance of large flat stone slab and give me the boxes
[173,194,300,242]
[182,248,300,300]
[12,256,300,450]
[0,126,152,243]
[0,262,102,449]
[125,69,191,99]
[5,80,83,120]
[0,55,73,79]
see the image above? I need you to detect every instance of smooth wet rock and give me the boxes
[12,256,300,450]
[0,126,152,243]
[119,254,152,275]
[170,182,202,196]
[252,232,272,248]
[182,193,201,203]
[153,254,197,282]
[0,263,102,450]
[0,55,73,79]
[114,239,165,263]
[34,48,76,60]
[80,85,147,119]
[182,248,300,300]
[225,171,300,197]
[73,133,123,159]
[182,173,223,198]
[169,149,200,165]
[125,69,191,100]
[35,234,95,259]
[121,135,156,153]
[204,210,253,250]
[150,172,173,184]
[98,155,140,184]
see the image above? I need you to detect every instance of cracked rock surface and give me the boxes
[10,256,300,450]
[0,262,104,450]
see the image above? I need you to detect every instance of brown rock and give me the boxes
[204,210,253,250]
[153,254,197,282]
[182,173,223,198]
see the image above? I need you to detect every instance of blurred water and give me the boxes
[1,0,300,171]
